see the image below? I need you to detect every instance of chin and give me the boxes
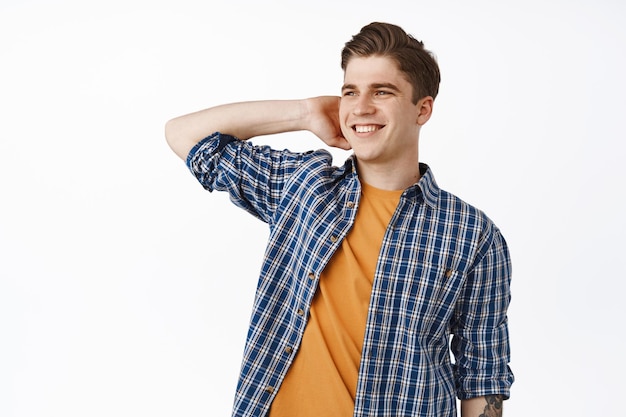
[352,151,381,163]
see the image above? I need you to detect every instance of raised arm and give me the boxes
[165,97,350,160]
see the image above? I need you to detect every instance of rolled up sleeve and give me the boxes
[186,132,328,224]
[451,225,514,399]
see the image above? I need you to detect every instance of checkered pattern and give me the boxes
[187,132,514,417]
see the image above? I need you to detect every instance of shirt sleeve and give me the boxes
[185,132,326,224]
[450,223,515,400]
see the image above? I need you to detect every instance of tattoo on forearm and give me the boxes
[478,395,504,417]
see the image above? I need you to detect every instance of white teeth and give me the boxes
[355,125,379,133]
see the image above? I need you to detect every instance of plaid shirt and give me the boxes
[187,132,514,417]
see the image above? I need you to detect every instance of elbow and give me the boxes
[164,117,179,150]
[164,117,189,160]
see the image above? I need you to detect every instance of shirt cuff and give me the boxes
[185,132,238,169]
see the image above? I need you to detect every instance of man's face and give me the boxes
[339,55,427,171]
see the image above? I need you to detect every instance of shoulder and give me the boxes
[420,164,504,245]
[438,189,494,228]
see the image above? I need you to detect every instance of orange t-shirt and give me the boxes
[269,182,403,416]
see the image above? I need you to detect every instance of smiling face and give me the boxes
[339,55,433,187]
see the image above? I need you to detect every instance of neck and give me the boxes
[355,157,421,191]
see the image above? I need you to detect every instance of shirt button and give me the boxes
[297,308,305,316]
[330,235,338,243]
[285,346,293,354]
[265,386,275,394]
[307,272,315,280]
[347,201,355,208]
[445,269,453,278]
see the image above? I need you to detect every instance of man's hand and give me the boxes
[305,96,351,150]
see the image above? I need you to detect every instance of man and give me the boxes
[166,22,513,417]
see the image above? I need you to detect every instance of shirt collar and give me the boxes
[412,163,439,208]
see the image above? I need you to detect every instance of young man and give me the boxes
[166,22,513,417]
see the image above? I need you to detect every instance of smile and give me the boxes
[353,124,383,133]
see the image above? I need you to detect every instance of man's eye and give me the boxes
[343,91,356,97]
[375,90,390,96]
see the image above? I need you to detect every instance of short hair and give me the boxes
[341,22,441,104]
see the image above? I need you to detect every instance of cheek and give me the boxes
[338,102,348,118]
[338,106,350,129]
[340,124,352,140]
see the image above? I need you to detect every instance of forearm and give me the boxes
[165,99,309,160]
[461,395,504,417]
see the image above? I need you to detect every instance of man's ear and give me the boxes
[416,96,434,126]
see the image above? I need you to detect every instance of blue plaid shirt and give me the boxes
[187,132,513,417]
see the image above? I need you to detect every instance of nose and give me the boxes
[353,94,375,116]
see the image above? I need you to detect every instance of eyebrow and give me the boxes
[341,82,401,93]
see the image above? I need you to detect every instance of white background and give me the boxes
[1,0,625,416]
